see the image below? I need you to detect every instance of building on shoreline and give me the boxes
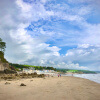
[22,68,56,75]
[23,67,35,74]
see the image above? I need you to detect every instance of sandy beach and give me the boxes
[0,76,100,100]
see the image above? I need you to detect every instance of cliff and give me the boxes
[0,51,9,70]
[0,51,8,63]
[0,51,16,74]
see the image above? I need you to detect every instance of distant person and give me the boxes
[60,74,61,77]
[58,74,59,77]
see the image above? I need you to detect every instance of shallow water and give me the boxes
[73,74,100,84]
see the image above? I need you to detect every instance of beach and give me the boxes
[0,76,100,100]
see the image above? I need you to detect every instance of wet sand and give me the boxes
[0,76,100,100]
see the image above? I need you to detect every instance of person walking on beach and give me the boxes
[58,74,59,77]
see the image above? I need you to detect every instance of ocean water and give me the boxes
[73,74,100,84]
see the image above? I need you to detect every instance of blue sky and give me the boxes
[0,0,100,71]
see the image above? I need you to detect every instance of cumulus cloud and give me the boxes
[65,44,100,70]
[0,0,100,71]
[0,0,60,64]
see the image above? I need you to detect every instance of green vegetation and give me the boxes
[56,68,69,73]
[76,70,96,74]
[56,69,96,74]
[67,70,79,73]
[10,63,96,74]
[0,51,8,63]
[9,63,56,71]
[0,38,6,53]
[0,38,7,63]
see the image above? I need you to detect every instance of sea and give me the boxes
[73,74,100,84]
[63,73,100,84]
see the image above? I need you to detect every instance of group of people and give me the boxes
[58,74,61,77]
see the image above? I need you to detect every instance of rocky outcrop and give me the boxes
[0,60,9,71]
[0,73,45,80]
[0,51,9,71]
[0,61,17,74]
[0,51,16,74]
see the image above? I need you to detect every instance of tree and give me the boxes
[0,38,6,53]
[0,38,2,42]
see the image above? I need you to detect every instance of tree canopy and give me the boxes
[0,38,6,53]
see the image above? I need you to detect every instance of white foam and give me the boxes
[73,74,100,84]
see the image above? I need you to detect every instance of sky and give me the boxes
[0,0,100,71]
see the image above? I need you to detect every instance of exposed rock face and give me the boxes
[0,59,8,71]
[0,51,16,74]
[0,51,9,71]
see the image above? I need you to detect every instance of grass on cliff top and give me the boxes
[0,51,8,63]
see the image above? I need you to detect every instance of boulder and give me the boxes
[20,83,26,86]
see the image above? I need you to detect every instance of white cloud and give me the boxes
[0,0,100,71]
[0,0,60,64]
[78,44,90,48]
[65,44,100,70]
[16,0,32,12]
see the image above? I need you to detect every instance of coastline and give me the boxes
[0,76,100,100]
[73,73,100,84]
